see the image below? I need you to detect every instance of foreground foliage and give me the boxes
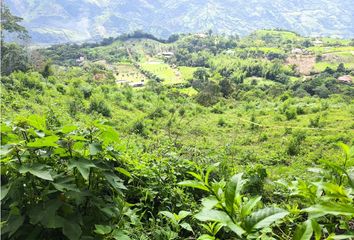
[1,7,354,239]
[1,116,353,239]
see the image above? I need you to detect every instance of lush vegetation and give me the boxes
[1,8,354,240]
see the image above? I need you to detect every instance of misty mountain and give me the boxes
[5,0,354,44]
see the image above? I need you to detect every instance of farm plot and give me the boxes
[140,62,183,85]
[115,63,147,83]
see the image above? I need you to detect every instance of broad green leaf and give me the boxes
[68,159,96,180]
[159,211,176,221]
[305,202,354,218]
[103,172,127,190]
[195,209,245,237]
[245,207,289,231]
[27,135,59,148]
[27,115,46,131]
[95,124,120,145]
[25,225,42,240]
[293,220,313,240]
[188,171,203,181]
[45,215,66,229]
[178,210,191,220]
[115,167,131,178]
[197,234,216,240]
[2,214,25,237]
[19,164,53,181]
[0,145,13,156]
[52,176,80,192]
[28,199,63,228]
[34,130,45,138]
[195,209,230,223]
[1,184,11,200]
[99,206,120,218]
[72,142,86,153]
[71,135,87,141]
[225,173,244,214]
[1,123,12,133]
[94,225,112,235]
[241,196,262,217]
[61,125,78,134]
[63,221,82,240]
[326,234,354,240]
[201,196,219,209]
[178,180,209,192]
[89,143,102,155]
[180,222,193,232]
[311,219,322,240]
[111,229,131,240]
[227,221,247,238]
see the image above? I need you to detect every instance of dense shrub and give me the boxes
[89,98,112,117]
[285,107,297,120]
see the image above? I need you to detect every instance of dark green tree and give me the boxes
[1,43,29,75]
[41,60,53,78]
[1,4,30,75]
[336,63,346,73]
[219,79,234,97]
[0,4,29,40]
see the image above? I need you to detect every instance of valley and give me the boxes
[1,7,354,239]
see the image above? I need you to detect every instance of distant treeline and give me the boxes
[51,30,181,50]
[41,31,181,65]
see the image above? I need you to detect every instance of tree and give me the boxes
[301,39,313,48]
[193,68,210,82]
[1,4,31,75]
[219,79,234,97]
[275,73,290,84]
[324,66,334,74]
[350,39,354,47]
[191,68,211,90]
[336,63,346,73]
[208,29,213,36]
[314,85,330,98]
[0,4,29,40]
[1,43,30,75]
[196,82,220,106]
[41,60,53,78]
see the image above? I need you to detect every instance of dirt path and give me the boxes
[286,54,316,75]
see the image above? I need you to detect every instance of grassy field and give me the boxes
[173,97,354,178]
[308,46,354,54]
[314,61,354,72]
[177,86,198,96]
[244,77,278,86]
[252,30,301,40]
[178,66,197,81]
[140,62,183,85]
[115,63,147,83]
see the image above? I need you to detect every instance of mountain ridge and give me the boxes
[5,0,354,44]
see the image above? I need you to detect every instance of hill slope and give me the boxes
[5,0,354,43]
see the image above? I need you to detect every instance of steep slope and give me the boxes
[5,0,354,44]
